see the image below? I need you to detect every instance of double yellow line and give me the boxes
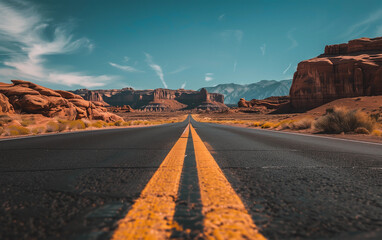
[112,123,266,240]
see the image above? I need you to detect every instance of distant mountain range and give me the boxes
[201,79,292,104]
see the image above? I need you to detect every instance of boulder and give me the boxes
[0,80,122,122]
[0,93,14,113]
[55,90,83,99]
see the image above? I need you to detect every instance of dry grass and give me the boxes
[314,107,375,134]
[0,114,12,126]
[92,120,107,128]
[249,121,261,127]
[32,126,45,134]
[261,122,274,128]
[67,120,86,130]
[46,122,59,132]
[4,125,31,136]
[354,127,370,134]
[371,129,382,137]
[20,115,36,127]
[290,118,314,130]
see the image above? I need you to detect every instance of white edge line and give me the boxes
[208,122,382,146]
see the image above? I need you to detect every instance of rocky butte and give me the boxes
[0,80,122,122]
[290,37,382,110]
[71,88,227,111]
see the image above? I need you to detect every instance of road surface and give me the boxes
[0,116,381,239]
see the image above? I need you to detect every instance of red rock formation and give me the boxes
[238,96,290,113]
[0,80,122,122]
[290,37,382,110]
[0,93,14,114]
[72,87,226,111]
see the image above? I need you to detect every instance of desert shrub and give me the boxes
[114,120,124,126]
[4,125,30,136]
[276,119,294,130]
[261,122,274,128]
[249,121,261,127]
[32,126,45,134]
[81,119,91,128]
[354,127,370,134]
[290,118,314,130]
[122,121,131,126]
[370,113,380,122]
[371,129,382,137]
[314,107,375,133]
[67,120,86,130]
[92,120,106,128]
[46,121,59,132]
[0,114,12,126]
[58,122,68,132]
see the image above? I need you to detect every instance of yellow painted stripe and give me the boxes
[190,124,266,240]
[112,124,189,240]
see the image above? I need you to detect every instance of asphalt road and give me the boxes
[0,116,381,239]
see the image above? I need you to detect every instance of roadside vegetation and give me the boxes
[0,114,186,138]
[192,107,382,137]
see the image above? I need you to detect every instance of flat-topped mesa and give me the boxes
[324,37,382,55]
[72,87,226,111]
[290,37,382,111]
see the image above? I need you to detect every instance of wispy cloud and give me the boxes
[260,43,266,56]
[218,14,225,21]
[287,29,298,50]
[342,9,382,39]
[0,1,114,88]
[169,66,189,75]
[109,62,141,72]
[377,25,382,36]
[144,52,167,88]
[233,60,237,72]
[220,29,243,43]
[283,63,292,74]
[181,81,186,89]
[205,73,214,82]
[123,56,129,62]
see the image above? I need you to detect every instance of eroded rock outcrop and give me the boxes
[0,80,122,122]
[290,37,382,110]
[238,96,290,113]
[72,87,227,111]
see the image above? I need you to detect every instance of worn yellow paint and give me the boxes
[190,124,266,240]
[112,124,189,240]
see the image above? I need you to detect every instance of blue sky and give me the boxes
[0,0,382,90]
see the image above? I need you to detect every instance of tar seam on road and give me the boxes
[190,124,266,239]
[111,124,189,239]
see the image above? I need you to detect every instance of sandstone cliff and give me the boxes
[0,80,122,122]
[290,37,382,110]
[72,87,227,111]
